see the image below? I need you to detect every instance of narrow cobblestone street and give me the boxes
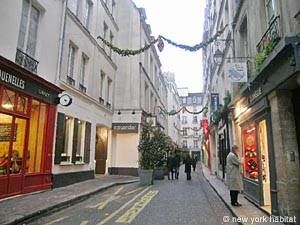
[25,165,237,225]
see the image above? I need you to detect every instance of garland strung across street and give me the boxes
[156,105,207,116]
[173,124,202,132]
[97,25,228,56]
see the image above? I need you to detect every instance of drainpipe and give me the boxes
[55,0,67,83]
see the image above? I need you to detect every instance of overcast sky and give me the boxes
[132,0,205,93]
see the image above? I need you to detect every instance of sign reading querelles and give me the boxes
[0,68,25,89]
[112,123,139,133]
[0,67,57,104]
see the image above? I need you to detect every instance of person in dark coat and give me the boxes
[166,154,175,180]
[192,157,197,171]
[174,153,181,179]
[184,154,192,180]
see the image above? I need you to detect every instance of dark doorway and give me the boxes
[95,126,108,174]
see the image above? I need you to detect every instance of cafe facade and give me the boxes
[0,56,62,199]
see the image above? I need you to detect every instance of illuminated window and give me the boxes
[27,100,47,173]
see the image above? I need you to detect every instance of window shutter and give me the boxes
[54,112,65,164]
[72,118,79,163]
[84,122,91,163]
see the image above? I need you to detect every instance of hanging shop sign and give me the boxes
[112,123,139,133]
[211,93,219,112]
[226,62,248,82]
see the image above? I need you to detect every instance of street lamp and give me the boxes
[213,49,224,65]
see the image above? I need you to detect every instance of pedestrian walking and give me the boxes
[166,154,175,180]
[184,154,192,180]
[226,145,243,206]
[192,157,197,171]
[174,153,181,179]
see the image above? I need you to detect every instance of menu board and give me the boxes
[243,124,258,181]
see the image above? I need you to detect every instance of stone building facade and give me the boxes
[203,0,300,219]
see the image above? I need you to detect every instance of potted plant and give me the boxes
[138,121,155,185]
[151,128,168,180]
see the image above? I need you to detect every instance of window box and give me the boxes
[67,76,75,86]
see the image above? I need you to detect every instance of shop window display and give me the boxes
[243,124,259,181]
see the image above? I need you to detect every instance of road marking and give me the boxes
[79,220,89,225]
[96,187,150,225]
[86,186,124,209]
[123,187,144,196]
[43,216,68,225]
[115,190,159,223]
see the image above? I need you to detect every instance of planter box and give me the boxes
[138,169,153,186]
[153,168,165,180]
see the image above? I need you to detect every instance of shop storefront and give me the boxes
[0,56,62,198]
[233,92,274,214]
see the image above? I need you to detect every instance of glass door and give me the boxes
[7,117,28,195]
[0,113,13,196]
[258,120,271,208]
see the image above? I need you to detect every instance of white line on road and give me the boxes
[79,220,89,225]
[86,186,124,209]
[116,190,159,223]
[96,187,150,225]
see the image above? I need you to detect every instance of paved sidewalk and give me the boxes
[200,164,284,225]
[0,175,139,225]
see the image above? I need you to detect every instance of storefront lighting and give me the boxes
[1,103,13,109]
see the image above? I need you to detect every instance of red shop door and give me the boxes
[0,113,28,197]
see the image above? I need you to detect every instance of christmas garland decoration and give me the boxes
[156,105,208,116]
[97,24,228,56]
[159,24,228,52]
[173,123,202,132]
[97,35,159,56]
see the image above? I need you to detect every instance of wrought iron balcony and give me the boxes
[99,97,104,105]
[106,102,112,109]
[79,83,86,93]
[15,49,39,73]
[256,16,281,53]
[67,76,75,86]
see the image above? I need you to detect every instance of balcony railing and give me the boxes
[106,101,111,109]
[67,76,75,86]
[15,49,39,73]
[79,83,86,93]
[256,16,281,53]
[99,97,104,105]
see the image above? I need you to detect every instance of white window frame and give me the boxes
[67,0,79,16]
[100,71,105,98]
[67,43,76,78]
[76,120,86,162]
[17,0,40,57]
[79,53,88,87]
[83,0,92,29]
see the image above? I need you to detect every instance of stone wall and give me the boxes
[268,90,300,218]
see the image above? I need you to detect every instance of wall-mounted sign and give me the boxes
[249,87,263,103]
[0,68,57,104]
[226,62,248,82]
[112,123,139,133]
[211,93,219,112]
